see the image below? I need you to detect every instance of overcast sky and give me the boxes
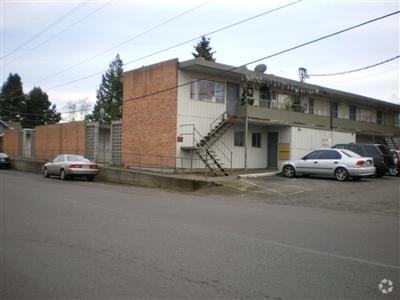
[1,0,399,119]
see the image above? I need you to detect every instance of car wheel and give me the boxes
[60,169,67,180]
[388,167,399,176]
[335,167,348,181]
[43,167,49,178]
[282,165,296,178]
[87,175,94,181]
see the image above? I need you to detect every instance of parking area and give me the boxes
[207,174,400,216]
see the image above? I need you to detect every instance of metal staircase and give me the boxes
[180,112,233,176]
[384,136,400,150]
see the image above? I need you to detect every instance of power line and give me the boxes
[121,10,400,104]
[35,0,212,85]
[45,0,304,90]
[2,10,398,112]
[1,1,88,60]
[3,8,399,116]
[308,55,399,77]
[123,0,304,66]
[318,66,399,85]
[4,1,112,67]
[236,11,400,69]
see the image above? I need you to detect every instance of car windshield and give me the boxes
[341,149,361,158]
[0,153,8,158]
[66,155,89,162]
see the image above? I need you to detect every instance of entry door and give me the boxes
[267,132,278,168]
[226,82,239,116]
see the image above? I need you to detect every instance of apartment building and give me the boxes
[122,58,400,174]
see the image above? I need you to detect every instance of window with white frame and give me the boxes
[190,80,225,103]
[349,105,357,121]
[252,132,261,148]
[308,98,314,114]
[395,113,400,127]
[234,131,244,147]
[332,102,338,118]
[376,111,383,125]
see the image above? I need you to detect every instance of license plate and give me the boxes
[83,165,89,169]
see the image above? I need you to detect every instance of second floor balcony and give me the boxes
[237,99,400,136]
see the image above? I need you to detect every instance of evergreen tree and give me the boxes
[192,36,216,61]
[22,87,61,128]
[0,73,26,122]
[86,54,123,123]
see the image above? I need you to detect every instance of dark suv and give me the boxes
[332,144,386,177]
[375,144,396,172]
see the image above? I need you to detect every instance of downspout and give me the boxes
[244,114,248,171]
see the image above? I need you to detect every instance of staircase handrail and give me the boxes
[180,123,232,171]
[209,111,228,133]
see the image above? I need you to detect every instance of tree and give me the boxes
[63,98,92,122]
[192,36,216,61]
[86,54,123,123]
[22,87,61,128]
[0,73,26,122]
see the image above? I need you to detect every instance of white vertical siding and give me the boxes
[289,127,355,161]
[177,70,227,135]
[176,70,231,169]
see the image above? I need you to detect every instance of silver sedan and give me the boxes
[42,154,99,181]
[282,149,375,181]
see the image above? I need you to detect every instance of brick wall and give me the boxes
[3,129,20,158]
[122,59,178,168]
[35,122,86,160]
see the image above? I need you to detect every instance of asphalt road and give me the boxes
[1,170,399,299]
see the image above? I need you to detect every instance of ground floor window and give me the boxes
[252,132,261,148]
[234,131,244,147]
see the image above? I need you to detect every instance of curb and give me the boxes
[237,172,280,179]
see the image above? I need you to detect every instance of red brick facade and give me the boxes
[3,129,20,158]
[35,122,86,160]
[122,59,178,168]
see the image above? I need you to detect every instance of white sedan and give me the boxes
[42,154,99,181]
[281,149,375,181]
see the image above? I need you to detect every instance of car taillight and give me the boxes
[89,164,98,169]
[69,164,82,168]
[356,160,366,167]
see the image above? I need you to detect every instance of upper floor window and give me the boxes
[349,105,357,121]
[376,111,383,125]
[332,102,338,118]
[308,98,314,114]
[190,80,225,103]
[395,113,400,127]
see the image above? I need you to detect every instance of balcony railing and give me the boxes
[238,101,400,136]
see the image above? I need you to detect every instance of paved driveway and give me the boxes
[207,174,400,216]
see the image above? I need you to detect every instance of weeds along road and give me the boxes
[1,170,399,299]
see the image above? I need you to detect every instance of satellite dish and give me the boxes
[299,67,309,82]
[254,64,267,73]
